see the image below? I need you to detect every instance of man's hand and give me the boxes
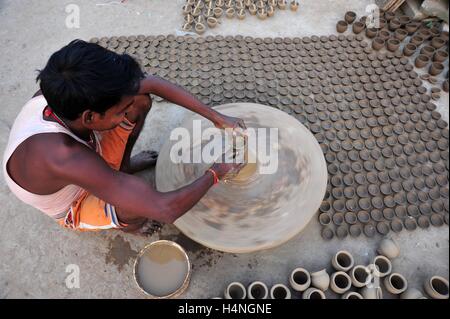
[214,114,247,132]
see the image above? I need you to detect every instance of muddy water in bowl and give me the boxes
[134,240,191,298]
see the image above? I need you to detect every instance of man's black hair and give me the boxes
[36,39,144,120]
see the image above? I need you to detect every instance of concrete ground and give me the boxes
[0,0,448,299]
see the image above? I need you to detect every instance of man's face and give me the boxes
[87,95,135,131]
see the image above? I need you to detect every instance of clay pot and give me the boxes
[424,276,449,299]
[403,43,417,56]
[184,14,194,23]
[192,6,202,17]
[247,281,269,299]
[257,8,267,20]
[420,45,436,57]
[372,255,392,277]
[235,1,244,10]
[389,18,401,31]
[387,39,400,52]
[330,271,352,294]
[372,37,385,51]
[415,54,430,68]
[345,11,356,24]
[410,35,424,45]
[378,30,390,40]
[405,22,420,35]
[277,0,287,10]
[225,7,235,18]
[224,282,246,299]
[249,4,257,15]
[302,287,326,299]
[394,28,408,41]
[213,7,223,18]
[377,238,400,259]
[267,5,275,17]
[366,27,378,38]
[361,286,383,299]
[289,268,311,292]
[187,0,195,5]
[352,22,365,34]
[194,22,206,34]
[384,11,395,22]
[332,250,354,272]
[237,8,246,20]
[182,5,192,15]
[433,50,448,62]
[216,0,224,6]
[350,265,371,288]
[443,80,449,93]
[401,288,425,299]
[398,15,411,26]
[336,20,348,33]
[384,273,408,295]
[431,37,446,49]
[182,22,193,32]
[418,28,432,40]
[378,18,386,29]
[290,1,299,11]
[342,291,364,299]
[225,0,234,8]
[311,269,330,291]
[207,17,218,28]
[270,284,291,299]
[429,62,444,76]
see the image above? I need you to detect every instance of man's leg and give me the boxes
[120,94,158,174]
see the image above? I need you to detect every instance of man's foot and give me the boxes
[126,150,158,174]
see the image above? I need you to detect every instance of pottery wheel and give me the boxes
[156,103,328,253]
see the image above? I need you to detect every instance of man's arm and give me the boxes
[139,75,245,130]
[49,138,236,224]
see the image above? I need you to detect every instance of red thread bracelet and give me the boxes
[207,168,219,185]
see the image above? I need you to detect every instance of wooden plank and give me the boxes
[392,0,406,12]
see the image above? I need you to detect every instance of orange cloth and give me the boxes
[58,120,135,231]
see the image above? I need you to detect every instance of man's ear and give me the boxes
[81,110,96,127]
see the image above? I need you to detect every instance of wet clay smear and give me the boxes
[92,34,449,238]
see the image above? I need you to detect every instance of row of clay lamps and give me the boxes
[182,0,299,34]
[336,11,449,88]
[218,239,449,299]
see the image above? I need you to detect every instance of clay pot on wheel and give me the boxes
[270,284,291,299]
[387,39,400,52]
[336,20,348,33]
[330,271,352,294]
[429,62,444,76]
[384,273,408,295]
[372,37,385,51]
[345,11,356,24]
[311,269,330,291]
[224,282,246,299]
[403,43,417,56]
[302,288,326,299]
[247,281,269,299]
[415,54,430,68]
[289,268,311,292]
[332,250,354,272]
[424,276,449,299]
